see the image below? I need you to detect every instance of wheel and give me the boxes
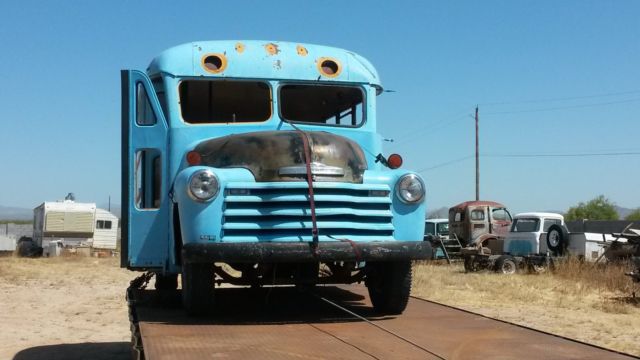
[295,263,320,289]
[365,261,412,315]
[529,256,555,274]
[155,273,178,291]
[546,224,569,256]
[181,261,214,316]
[495,255,517,274]
[529,263,547,274]
[463,255,478,272]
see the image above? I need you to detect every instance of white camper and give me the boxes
[91,208,119,250]
[33,199,119,254]
[33,200,96,248]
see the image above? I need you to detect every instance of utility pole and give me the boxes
[475,106,479,201]
[108,195,111,212]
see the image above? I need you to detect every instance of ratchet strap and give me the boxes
[287,123,320,253]
[285,122,360,261]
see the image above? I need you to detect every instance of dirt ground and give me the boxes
[1,256,639,359]
[0,256,133,360]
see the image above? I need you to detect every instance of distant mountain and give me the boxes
[615,206,635,220]
[427,206,448,219]
[0,205,32,221]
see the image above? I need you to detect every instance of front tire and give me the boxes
[365,261,412,315]
[463,255,478,273]
[181,262,214,316]
[155,273,178,291]
[495,255,517,274]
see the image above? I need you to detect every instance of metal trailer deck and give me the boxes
[127,284,636,360]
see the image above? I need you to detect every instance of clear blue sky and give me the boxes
[1,1,638,214]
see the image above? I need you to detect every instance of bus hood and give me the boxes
[193,131,368,183]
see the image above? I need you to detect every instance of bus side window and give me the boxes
[136,82,157,126]
[151,77,168,118]
[134,149,161,209]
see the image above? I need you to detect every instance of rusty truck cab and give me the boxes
[449,201,512,248]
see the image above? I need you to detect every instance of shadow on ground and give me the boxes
[13,342,129,360]
[132,285,394,326]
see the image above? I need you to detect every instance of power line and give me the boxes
[416,151,640,173]
[484,151,640,158]
[389,107,472,143]
[392,112,471,144]
[479,89,640,107]
[483,97,640,115]
[416,155,474,173]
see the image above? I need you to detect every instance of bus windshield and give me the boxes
[179,80,272,124]
[280,84,364,127]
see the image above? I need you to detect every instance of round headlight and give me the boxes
[396,174,425,204]
[188,170,219,202]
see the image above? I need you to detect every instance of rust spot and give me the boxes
[296,45,308,56]
[265,43,279,55]
[235,42,245,53]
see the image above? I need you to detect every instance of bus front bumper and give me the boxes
[182,241,431,264]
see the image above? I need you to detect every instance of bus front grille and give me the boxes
[222,182,394,242]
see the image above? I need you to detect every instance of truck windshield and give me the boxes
[424,222,435,235]
[280,84,364,127]
[511,218,540,232]
[437,223,449,235]
[179,80,271,123]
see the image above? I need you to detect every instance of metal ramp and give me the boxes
[127,285,636,360]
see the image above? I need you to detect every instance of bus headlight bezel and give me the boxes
[395,173,426,204]
[188,169,220,202]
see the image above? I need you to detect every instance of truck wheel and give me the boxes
[155,273,178,291]
[546,224,568,256]
[529,256,555,274]
[529,262,548,274]
[463,255,478,272]
[366,261,412,315]
[181,262,214,316]
[495,255,517,274]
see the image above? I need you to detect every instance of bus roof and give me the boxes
[147,40,382,90]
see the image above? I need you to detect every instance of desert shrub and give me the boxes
[553,257,636,294]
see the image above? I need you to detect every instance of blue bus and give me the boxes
[121,40,430,315]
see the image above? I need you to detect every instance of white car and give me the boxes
[503,212,564,256]
[424,218,449,240]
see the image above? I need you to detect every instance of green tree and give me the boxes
[565,195,619,221]
[625,208,640,221]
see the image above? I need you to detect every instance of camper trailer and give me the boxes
[33,199,119,254]
[33,200,96,248]
[92,209,119,250]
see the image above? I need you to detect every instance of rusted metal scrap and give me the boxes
[619,229,640,283]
